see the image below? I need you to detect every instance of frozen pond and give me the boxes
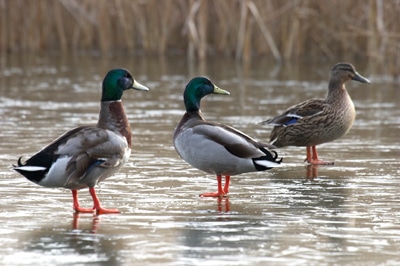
[0,54,399,265]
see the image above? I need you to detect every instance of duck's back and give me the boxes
[269,93,355,147]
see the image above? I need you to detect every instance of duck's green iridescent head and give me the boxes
[183,77,230,112]
[101,68,149,102]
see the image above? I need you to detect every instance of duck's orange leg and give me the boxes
[305,146,334,165]
[72,190,95,213]
[89,187,120,215]
[200,175,228,198]
[223,176,230,194]
[305,146,313,163]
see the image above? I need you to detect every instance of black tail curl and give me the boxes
[17,156,24,167]
[13,156,49,183]
[260,147,283,164]
[252,147,283,171]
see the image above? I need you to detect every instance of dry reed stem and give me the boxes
[247,0,281,63]
[236,0,248,61]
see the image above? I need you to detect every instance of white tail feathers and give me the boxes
[254,160,281,168]
[14,166,46,171]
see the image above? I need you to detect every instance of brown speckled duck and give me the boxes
[260,63,370,165]
[14,68,149,214]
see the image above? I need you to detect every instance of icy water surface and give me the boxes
[0,54,399,265]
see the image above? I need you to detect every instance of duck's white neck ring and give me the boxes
[102,100,122,103]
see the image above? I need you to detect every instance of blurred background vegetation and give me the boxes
[1,0,399,71]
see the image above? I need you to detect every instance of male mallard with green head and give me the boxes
[173,77,281,198]
[14,68,149,214]
[260,63,370,165]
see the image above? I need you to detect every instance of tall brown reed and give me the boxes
[0,0,399,67]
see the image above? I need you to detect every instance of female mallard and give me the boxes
[260,63,370,165]
[13,68,149,214]
[173,77,281,198]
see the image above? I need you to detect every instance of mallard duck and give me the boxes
[173,77,282,197]
[13,68,149,214]
[260,63,370,165]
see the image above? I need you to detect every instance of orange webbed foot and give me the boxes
[74,206,95,213]
[199,175,230,198]
[305,146,335,165]
[95,207,120,215]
